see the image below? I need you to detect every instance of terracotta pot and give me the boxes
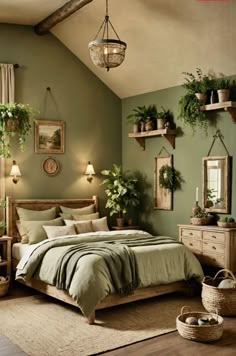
[157,118,167,130]
[217,89,230,103]
[133,124,139,133]
[6,118,19,132]
[140,121,145,132]
[116,217,125,227]
[145,120,153,131]
[195,93,207,104]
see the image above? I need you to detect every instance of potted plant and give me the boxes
[0,103,35,157]
[127,105,157,132]
[215,76,232,103]
[191,210,211,226]
[206,188,216,208]
[126,110,142,133]
[178,68,213,134]
[101,164,139,227]
[156,107,171,130]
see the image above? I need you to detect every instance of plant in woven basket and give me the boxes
[159,165,183,191]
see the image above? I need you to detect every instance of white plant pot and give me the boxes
[217,89,230,103]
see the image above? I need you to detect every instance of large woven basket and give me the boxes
[176,306,224,343]
[202,269,236,316]
[0,276,10,297]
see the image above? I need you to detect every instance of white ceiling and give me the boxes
[1,0,236,98]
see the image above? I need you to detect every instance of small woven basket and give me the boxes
[176,306,224,343]
[0,276,10,297]
[202,269,236,316]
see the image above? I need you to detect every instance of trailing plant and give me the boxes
[0,103,35,157]
[101,164,139,218]
[159,164,183,191]
[178,93,208,134]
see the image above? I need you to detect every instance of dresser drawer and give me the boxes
[203,241,225,254]
[181,228,202,239]
[182,237,202,253]
[203,231,225,243]
[199,253,225,268]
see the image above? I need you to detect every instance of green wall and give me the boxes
[0,24,121,214]
[122,84,236,238]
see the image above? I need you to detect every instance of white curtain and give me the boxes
[0,63,15,220]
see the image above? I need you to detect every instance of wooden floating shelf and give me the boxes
[200,101,236,123]
[128,128,176,150]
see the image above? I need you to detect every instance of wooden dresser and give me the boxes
[178,224,236,273]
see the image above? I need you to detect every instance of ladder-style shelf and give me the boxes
[128,128,176,150]
[200,101,236,123]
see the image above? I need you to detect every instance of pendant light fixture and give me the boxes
[88,0,127,71]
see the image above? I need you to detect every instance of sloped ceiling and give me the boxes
[1,0,236,98]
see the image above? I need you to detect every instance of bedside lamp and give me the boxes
[85,161,95,183]
[10,160,21,184]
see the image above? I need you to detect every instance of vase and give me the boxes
[140,121,145,132]
[217,89,230,103]
[157,118,167,130]
[192,201,201,217]
[195,93,207,104]
[145,120,153,131]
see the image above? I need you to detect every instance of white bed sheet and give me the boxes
[12,243,31,261]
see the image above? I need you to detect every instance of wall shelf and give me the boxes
[128,128,176,150]
[200,101,236,123]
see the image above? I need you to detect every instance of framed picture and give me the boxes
[154,154,173,210]
[35,120,65,154]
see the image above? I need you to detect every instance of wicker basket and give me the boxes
[217,222,236,228]
[202,269,236,316]
[0,276,10,297]
[176,306,224,342]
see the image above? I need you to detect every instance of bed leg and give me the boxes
[87,311,95,324]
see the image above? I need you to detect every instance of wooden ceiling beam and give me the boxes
[35,0,93,35]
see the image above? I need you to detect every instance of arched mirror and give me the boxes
[202,156,231,213]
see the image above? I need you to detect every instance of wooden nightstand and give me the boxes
[178,224,236,273]
[112,226,140,230]
[0,236,12,276]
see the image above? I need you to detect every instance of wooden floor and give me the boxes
[0,283,236,356]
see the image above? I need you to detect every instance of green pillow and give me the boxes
[59,212,73,220]
[21,218,64,245]
[17,207,57,221]
[60,204,95,215]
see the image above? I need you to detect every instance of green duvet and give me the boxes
[16,230,204,317]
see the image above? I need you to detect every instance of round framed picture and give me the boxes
[42,157,59,176]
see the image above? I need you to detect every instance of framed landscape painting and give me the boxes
[35,120,65,154]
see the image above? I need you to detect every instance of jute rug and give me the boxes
[0,293,204,356]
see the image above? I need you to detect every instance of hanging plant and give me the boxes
[0,103,35,157]
[159,165,183,191]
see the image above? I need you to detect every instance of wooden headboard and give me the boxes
[6,196,98,243]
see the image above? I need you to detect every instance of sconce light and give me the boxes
[85,161,95,183]
[10,160,21,184]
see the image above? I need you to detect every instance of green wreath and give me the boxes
[159,164,181,191]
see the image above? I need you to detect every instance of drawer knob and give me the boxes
[211,235,216,238]
[212,246,216,250]
[189,233,193,236]
[189,243,193,246]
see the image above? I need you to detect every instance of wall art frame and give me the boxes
[35,119,65,154]
[154,153,173,210]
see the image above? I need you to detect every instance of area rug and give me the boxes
[0,294,204,356]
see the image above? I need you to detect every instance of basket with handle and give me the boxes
[202,269,236,316]
[0,276,10,297]
[176,306,224,342]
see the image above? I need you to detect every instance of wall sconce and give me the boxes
[10,160,21,184]
[85,161,95,183]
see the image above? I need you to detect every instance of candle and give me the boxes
[196,187,199,202]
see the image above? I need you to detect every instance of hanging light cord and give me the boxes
[93,0,121,41]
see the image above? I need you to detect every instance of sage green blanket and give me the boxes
[16,231,204,317]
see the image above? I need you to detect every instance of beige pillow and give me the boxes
[74,221,94,234]
[21,218,64,245]
[72,212,99,221]
[60,204,95,215]
[43,225,76,239]
[17,207,57,221]
[92,217,109,232]
[16,220,29,244]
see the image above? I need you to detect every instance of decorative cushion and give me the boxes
[59,213,73,220]
[92,216,109,232]
[21,218,64,245]
[16,207,57,221]
[72,212,99,221]
[60,204,95,215]
[43,225,76,239]
[74,221,94,234]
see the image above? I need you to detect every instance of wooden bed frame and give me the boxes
[7,196,195,324]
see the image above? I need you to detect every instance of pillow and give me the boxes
[43,225,76,239]
[16,220,28,244]
[72,212,99,221]
[59,212,73,220]
[74,221,94,234]
[16,207,57,221]
[60,204,95,215]
[92,217,109,232]
[21,218,64,245]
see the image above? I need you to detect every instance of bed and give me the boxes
[7,196,204,324]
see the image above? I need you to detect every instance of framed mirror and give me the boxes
[202,156,231,214]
